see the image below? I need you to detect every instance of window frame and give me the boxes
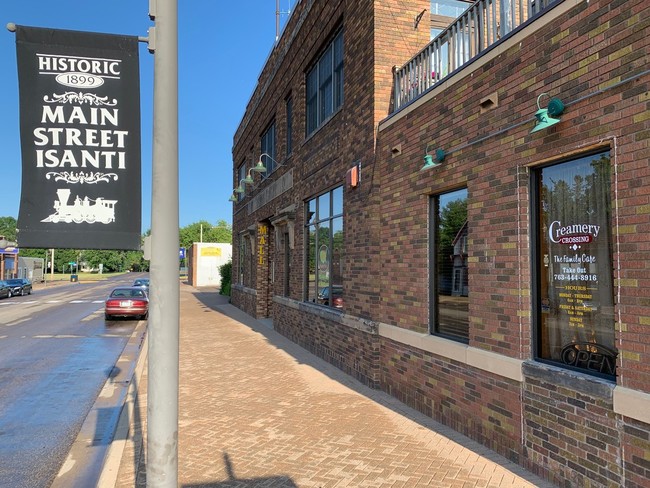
[238,234,246,285]
[531,151,616,380]
[285,96,293,156]
[306,29,344,136]
[304,186,344,308]
[261,121,276,177]
[428,187,469,343]
[237,163,246,202]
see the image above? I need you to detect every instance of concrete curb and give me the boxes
[97,327,148,488]
[51,319,148,488]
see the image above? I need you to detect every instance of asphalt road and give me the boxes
[0,274,145,488]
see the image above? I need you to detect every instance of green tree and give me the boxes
[82,250,125,272]
[439,198,467,252]
[53,249,80,273]
[0,217,17,241]
[219,260,232,296]
[179,220,232,249]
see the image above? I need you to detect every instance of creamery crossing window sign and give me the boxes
[535,152,616,378]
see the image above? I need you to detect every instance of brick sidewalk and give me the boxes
[113,284,553,487]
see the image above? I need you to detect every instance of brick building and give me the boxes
[230,0,650,486]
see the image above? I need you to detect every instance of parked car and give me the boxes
[317,285,344,308]
[132,278,150,293]
[0,280,12,299]
[5,278,32,296]
[104,286,149,320]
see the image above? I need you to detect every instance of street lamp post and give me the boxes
[148,0,180,486]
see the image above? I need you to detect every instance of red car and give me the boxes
[104,286,149,320]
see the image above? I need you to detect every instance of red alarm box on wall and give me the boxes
[346,163,360,188]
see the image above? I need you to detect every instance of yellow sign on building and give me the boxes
[200,247,222,257]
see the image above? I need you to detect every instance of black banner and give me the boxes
[15,26,141,250]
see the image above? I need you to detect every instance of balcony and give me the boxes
[392,0,562,112]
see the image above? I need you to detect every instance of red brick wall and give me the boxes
[376,0,650,485]
[274,299,381,388]
[522,363,621,486]
[232,0,650,485]
[231,0,430,319]
[622,418,650,488]
[382,337,523,462]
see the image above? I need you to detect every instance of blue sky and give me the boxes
[1,0,294,232]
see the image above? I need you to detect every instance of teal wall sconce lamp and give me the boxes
[531,93,565,133]
[421,143,445,171]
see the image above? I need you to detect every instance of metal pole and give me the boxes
[148,0,179,485]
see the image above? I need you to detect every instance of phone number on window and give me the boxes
[554,274,598,282]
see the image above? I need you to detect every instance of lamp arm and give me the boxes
[536,92,550,110]
[259,152,280,165]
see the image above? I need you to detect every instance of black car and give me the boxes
[0,280,11,299]
[317,285,344,308]
[5,278,32,296]
[132,278,150,293]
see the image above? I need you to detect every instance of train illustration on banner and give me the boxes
[41,188,117,224]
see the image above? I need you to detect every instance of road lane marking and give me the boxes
[33,334,83,338]
[1,298,105,306]
[82,310,104,322]
[3,318,31,327]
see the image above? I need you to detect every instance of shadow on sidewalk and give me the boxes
[182,453,297,488]
[128,372,147,486]
[189,287,550,487]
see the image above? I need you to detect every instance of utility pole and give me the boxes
[147,0,179,486]
[275,0,291,42]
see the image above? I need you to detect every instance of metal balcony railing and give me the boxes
[393,0,562,111]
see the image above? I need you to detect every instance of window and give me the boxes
[429,188,468,342]
[283,231,290,296]
[237,163,246,202]
[286,97,293,155]
[306,30,344,135]
[533,152,616,378]
[261,121,276,177]
[430,0,471,17]
[238,235,246,285]
[305,187,343,309]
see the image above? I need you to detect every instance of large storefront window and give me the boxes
[430,188,469,342]
[534,152,616,378]
[305,187,343,308]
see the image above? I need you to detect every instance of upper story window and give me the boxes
[431,0,471,18]
[261,121,276,177]
[306,29,344,136]
[430,1,472,38]
[286,96,293,156]
[429,188,469,342]
[237,163,246,202]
